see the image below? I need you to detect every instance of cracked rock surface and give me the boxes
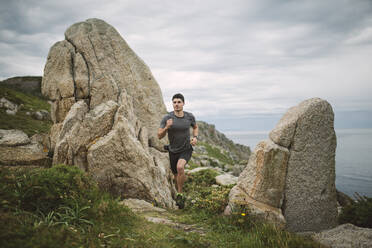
[42,18,176,208]
[226,98,338,232]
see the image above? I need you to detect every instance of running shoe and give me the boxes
[176,193,185,209]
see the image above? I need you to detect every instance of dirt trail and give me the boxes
[120,198,205,235]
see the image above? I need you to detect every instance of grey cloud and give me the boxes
[131,0,372,74]
[0,0,371,128]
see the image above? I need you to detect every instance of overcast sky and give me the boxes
[1,0,372,131]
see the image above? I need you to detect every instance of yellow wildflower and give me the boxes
[241,213,246,216]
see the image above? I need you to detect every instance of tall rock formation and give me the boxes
[226,98,338,232]
[41,18,176,208]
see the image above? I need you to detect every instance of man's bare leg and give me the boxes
[176,159,187,193]
[173,173,178,193]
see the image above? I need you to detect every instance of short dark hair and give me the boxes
[172,93,184,103]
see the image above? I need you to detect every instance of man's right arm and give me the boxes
[158,127,168,139]
[158,118,173,139]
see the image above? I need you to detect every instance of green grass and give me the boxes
[187,158,200,170]
[0,165,209,248]
[199,141,235,165]
[0,163,327,247]
[0,85,52,136]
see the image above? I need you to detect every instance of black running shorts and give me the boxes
[169,148,193,174]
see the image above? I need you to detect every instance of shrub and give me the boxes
[1,164,98,213]
[188,186,231,215]
[185,169,219,188]
[0,165,139,248]
[339,193,372,228]
[183,169,232,215]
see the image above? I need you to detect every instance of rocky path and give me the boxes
[120,198,206,235]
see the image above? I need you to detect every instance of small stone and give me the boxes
[32,111,44,120]
[6,109,16,115]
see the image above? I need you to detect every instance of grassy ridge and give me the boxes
[0,85,52,136]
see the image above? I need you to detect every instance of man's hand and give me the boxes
[165,118,173,129]
[158,118,173,139]
[190,137,197,146]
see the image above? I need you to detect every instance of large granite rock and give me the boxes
[225,139,289,228]
[0,129,51,167]
[237,140,289,208]
[224,186,286,229]
[278,98,337,232]
[226,98,338,232]
[41,18,175,208]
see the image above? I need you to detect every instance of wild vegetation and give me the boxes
[338,193,372,228]
[199,141,235,165]
[1,83,368,247]
[0,165,328,247]
[0,85,51,136]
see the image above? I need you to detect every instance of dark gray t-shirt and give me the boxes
[160,111,196,153]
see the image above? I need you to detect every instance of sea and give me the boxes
[225,128,372,198]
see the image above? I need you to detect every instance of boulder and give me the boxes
[32,110,50,121]
[0,129,30,146]
[215,174,238,186]
[5,110,16,115]
[226,139,289,227]
[0,129,51,167]
[224,186,285,229]
[279,98,337,232]
[200,159,211,167]
[185,167,222,174]
[237,140,289,208]
[42,18,174,208]
[226,98,338,232]
[312,224,372,248]
[120,198,166,213]
[0,97,19,114]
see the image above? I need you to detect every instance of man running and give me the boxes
[158,93,198,208]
